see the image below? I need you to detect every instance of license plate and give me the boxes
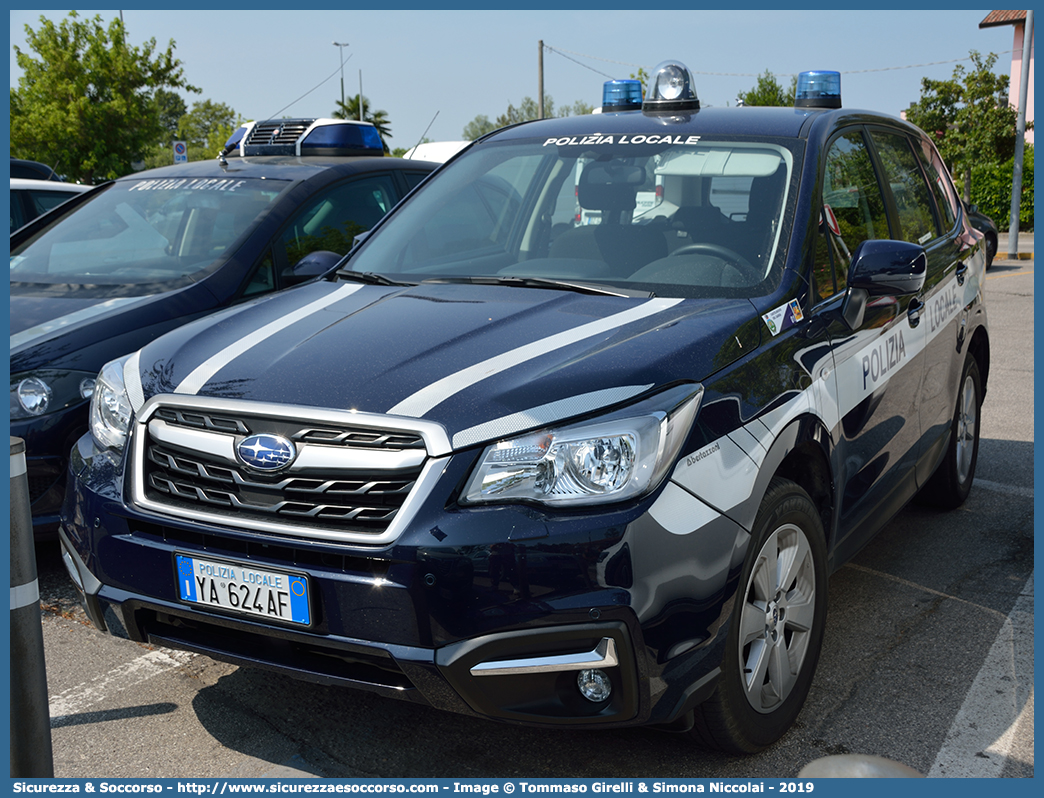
[175,554,310,625]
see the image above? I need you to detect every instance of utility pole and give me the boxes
[538,40,545,119]
[359,71,364,122]
[1007,10,1033,259]
[333,42,349,108]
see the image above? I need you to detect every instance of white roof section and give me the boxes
[402,141,469,163]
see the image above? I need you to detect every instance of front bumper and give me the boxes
[61,431,743,729]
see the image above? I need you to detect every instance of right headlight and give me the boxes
[462,387,701,508]
[89,358,133,451]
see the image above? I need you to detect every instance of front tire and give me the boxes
[693,478,828,754]
[920,357,982,509]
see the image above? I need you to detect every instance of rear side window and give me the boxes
[10,193,26,231]
[28,189,78,216]
[913,138,958,233]
[869,130,939,245]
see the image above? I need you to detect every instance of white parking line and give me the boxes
[928,572,1034,777]
[49,647,197,724]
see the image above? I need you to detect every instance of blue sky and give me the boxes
[9,9,1018,150]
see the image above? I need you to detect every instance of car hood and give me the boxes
[9,282,219,371]
[135,280,763,451]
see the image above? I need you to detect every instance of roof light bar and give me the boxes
[602,79,643,112]
[224,118,385,157]
[795,71,842,109]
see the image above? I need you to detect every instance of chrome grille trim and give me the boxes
[148,418,427,471]
[129,395,452,545]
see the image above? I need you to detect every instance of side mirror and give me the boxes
[841,240,926,329]
[283,250,344,286]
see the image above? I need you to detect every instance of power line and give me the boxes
[268,53,352,120]
[542,45,621,80]
[544,44,1017,79]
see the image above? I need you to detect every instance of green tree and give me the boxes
[562,100,595,117]
[462,114,496,141]
[464,95,595,140]
[904,51,1019,200]
[177,99,238,161]
[628,67,650,98]
[10,11,200,183]
[970,145,1033,231]
[333,94,391,151]
[737,70,796,107]
[154,88,187,141]
[496,95,555,128]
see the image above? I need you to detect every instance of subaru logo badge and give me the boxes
[237,434,297,472]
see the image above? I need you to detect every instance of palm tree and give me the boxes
[333,94,391,152]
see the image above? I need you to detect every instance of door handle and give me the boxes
[956,261,969,286]
[907,297,925,328]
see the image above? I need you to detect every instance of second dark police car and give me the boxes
[11,119,436,536]
[62,63,989,753]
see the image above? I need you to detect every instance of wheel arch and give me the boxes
[967,324,990,401]
[737,414,836,550]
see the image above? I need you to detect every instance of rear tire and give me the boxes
[693,478,827,754]
[920,357,982,509]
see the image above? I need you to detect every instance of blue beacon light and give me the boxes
[795,71,842,109]
[602,79,644,112]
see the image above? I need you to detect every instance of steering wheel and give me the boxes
[669,242,760,282]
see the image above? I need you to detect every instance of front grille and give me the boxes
[133,400,438,544]
[145,443,417,526]
[28,475,57,504]
[141,610,417,692]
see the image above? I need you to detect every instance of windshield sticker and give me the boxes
[762,299,804,337]
[128,177,247,193]
[543,134,702,147]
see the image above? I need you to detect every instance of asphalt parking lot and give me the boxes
[26,241,1034,780]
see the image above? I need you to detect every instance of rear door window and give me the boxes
[869,129,940,245]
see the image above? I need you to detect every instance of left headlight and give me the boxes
[10,369,98,420]
[89,358,133,451]
[462,388,701,507]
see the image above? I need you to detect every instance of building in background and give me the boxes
[980,10,1034,144]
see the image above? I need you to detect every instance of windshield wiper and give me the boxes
[336,269,415,287]
[421,275,653,298]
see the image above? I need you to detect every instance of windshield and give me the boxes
[10,176,288,289]
[347,134,800,298]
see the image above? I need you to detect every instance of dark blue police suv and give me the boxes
[61,64,989,753]
[11,119,436,536]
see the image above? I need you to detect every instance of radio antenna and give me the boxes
[409,111,439,156]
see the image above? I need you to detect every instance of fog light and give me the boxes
[577,669,612,702]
